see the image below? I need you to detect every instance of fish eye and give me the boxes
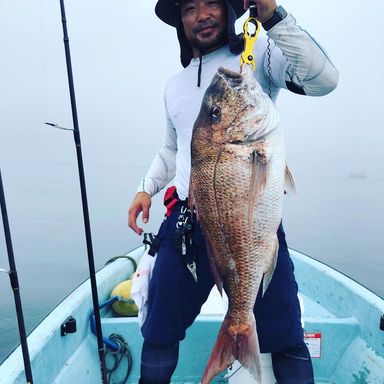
[210,106,221,119]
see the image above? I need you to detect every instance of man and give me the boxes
[128,1,338,383]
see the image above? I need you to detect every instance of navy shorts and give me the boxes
[141,202,304,353]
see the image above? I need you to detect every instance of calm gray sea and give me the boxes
[0,159,383,363]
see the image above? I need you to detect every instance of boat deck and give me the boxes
[49,283,377,384]
[1,247,383,384]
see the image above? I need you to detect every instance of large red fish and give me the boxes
[190,66,294,383]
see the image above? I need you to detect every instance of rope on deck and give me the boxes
[105,254,138,272]
[105,333,132,384]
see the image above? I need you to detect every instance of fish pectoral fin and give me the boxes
[262,239,279,297]
[248,148,268,226]
[252,148,268,192]
[284,165,296,194]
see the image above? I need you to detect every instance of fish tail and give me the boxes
[201,315,262,384]
[236,316,262,382]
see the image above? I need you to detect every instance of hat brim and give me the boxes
[155,0,247,27]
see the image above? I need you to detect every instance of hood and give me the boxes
[155,0,246,67]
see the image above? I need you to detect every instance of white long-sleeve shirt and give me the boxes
[137,13,338,200]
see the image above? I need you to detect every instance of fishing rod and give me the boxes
[53,1,108,382]
[0,170,34,384]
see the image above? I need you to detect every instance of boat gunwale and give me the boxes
[290,247,384,306]
[0,247,143,381]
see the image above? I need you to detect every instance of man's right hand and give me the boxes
[128,192,152,235]
[244,0,277,23]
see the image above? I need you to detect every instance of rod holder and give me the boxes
[61,316,77,336]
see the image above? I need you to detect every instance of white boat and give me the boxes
[0,246,383,383]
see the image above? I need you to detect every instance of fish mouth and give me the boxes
[217,66,244,88]
[216,65,259,108]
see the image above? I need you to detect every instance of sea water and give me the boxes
[0,160,383,363]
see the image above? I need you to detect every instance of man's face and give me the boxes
[180,0,228,55]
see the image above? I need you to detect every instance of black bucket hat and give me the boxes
[155,0,247,68]
[155,0,246,27]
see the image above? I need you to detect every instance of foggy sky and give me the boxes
[1,1,384,179]
[0,0,383,297]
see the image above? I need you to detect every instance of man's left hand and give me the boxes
[244,0,277,24]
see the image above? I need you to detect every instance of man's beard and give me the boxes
[189,21,228,52]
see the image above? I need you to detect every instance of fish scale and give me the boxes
[190,65,288,384]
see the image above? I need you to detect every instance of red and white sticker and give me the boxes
[304,332,322,358]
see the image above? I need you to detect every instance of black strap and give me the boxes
[197,52,203,87]
[143,233,161,257]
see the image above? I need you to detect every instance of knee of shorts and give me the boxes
[271,342,314,384]
[140,341,179,384]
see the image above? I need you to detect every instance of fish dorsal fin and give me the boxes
[284,165,296,194]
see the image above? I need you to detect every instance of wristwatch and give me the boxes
[262,5,288,31]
